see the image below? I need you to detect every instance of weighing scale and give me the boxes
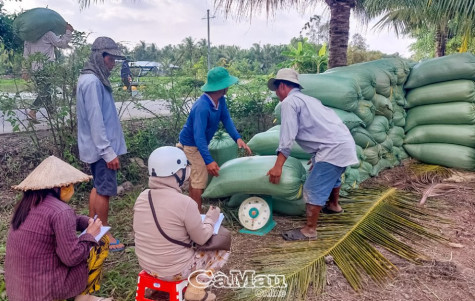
[238,195,276,236]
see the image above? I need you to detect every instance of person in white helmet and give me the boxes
[133,146,229,301]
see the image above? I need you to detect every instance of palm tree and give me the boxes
[363,0,475,56]
[214,0,356,68]
[432,0,475,51]
[367,2,449,56]
[181,36,196,66]
[77,0,474,61]
[213,0,475,66]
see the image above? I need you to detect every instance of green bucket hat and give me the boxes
[201,67,239,92]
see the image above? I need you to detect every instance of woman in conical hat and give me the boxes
[4,156,113,301]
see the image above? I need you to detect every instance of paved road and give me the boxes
[0,98,170,135]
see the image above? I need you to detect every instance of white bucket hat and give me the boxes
[267,68,303,91]
[12,156,92,191]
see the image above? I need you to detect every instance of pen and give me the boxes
[93,214,98,222]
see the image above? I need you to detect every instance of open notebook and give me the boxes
[79,226,111,242]
[201,213,224,235]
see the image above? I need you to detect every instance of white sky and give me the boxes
[4,0,415,57]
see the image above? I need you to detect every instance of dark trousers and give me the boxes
[122,77,132,92]
[31,69,52,110]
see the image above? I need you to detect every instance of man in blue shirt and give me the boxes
[179,67,252,212]
[76,37,127,251]
[267,68,358,241]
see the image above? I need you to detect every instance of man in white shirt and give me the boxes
[23,23,74,121]
[267,68,359,241]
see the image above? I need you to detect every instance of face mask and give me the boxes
[184,166,191,183]
[175,166,191,187]
[60,184,74,202]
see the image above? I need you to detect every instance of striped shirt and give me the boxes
[4,195,97,301]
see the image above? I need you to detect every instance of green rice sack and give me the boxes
[405,53,475,89]
[209,130,238,166]
[13,8,67,42]
[202,156,307,200]
[404,143,475,171]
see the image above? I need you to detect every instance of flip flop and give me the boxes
[321,207,344,214]
[109,239,125,252]
[281,228,317,241]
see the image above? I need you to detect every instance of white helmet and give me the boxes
[148,146,188,177]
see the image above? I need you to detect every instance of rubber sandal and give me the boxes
[321,207,344,214]
[282,228,317,241]
[108,239,125,252]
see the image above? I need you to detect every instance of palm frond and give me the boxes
[419,182,466,205]
[214,0,303,20]
[407,163,453,184]
[231,188,448,300]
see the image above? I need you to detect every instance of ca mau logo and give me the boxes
[188,269,287,289]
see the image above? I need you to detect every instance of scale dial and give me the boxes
[238,196,271,230]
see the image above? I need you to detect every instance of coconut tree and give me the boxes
[432,0,475,51]
[363,0,475,56]
[215,0,356,68]
[370,5,452,56]
[77,0,474,63]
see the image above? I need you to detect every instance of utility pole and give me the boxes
[202,9,215,70]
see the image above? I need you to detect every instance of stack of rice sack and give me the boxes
[296,59,410,193]
[403,53,475,170]
[205,58,413,216]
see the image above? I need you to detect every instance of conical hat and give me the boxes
[12,156,92,191]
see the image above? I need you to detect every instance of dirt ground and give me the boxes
[1,131,475,301]
[220,164,475,301]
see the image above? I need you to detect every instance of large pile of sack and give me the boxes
[403,53,475,170]
[203,54,475,216]
[260,58,411,195]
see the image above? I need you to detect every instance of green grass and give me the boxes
[0,78,29,93]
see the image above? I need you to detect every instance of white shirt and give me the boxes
[23,30,72,70]
[277,88,359,167]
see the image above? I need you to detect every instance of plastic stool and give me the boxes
[135,270,188,301]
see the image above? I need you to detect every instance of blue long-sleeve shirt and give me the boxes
[76,73,127,164]
[179,93,241,165]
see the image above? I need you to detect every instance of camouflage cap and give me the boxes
[91,36,125,59]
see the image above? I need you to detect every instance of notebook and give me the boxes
[201,213,224,235]
[79,226,111,242]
